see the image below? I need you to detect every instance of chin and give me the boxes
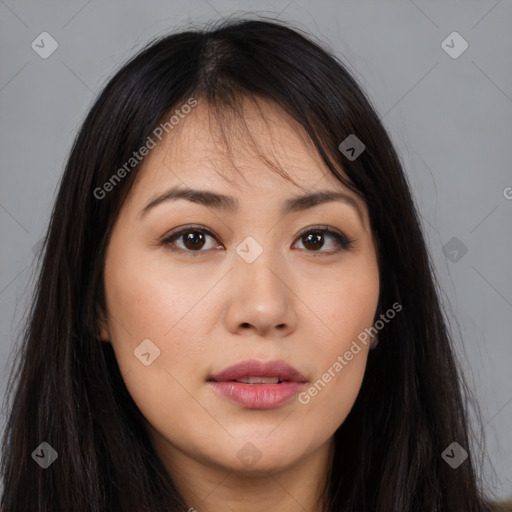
[231,451,301,475]
[220,435,312,474]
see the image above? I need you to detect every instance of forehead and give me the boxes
[134,96,348,195]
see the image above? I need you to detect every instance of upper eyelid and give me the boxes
[162,224,351,249]
[162,224,345,239]
[162,224,217,241]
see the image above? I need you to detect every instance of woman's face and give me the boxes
[101,98,380,478]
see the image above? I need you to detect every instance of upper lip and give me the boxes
[209,359,307,383]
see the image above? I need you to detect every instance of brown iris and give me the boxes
[302,232,324,250]
[182,231,206,250]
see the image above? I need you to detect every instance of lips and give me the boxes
[209,360,307,384]
[208,360,307,410]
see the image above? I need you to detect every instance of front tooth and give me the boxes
[236,376,280,384]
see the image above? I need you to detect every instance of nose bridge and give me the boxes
[235,235,285,301]
[225,234,296,334]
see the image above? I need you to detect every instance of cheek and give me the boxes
[297,354,367,444]
[300,253,380,352]
[294,254,379,426]
[296,298,374,436]
[103,242,214,382]
[104,252,180,337]
[105,231,211,337]
[103,249,216,441]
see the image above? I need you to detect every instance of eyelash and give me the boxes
[160,224,354,257]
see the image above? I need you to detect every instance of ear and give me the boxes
[96,304,110,343]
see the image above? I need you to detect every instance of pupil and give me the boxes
[184,231,205,250]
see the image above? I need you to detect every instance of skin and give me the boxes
[100,97,380,512]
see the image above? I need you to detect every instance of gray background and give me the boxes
[1,0,511,501]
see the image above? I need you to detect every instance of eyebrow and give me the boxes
[138,186,365,225]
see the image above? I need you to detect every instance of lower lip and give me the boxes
[209,381,306,409]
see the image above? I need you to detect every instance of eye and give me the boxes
[161,224,354,257]
[161,225,222,256]
[293,226,354,255]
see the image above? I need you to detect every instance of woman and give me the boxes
[1,16,493,512]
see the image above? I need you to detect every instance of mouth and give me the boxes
[230,376,284,384]
[207,360,307,409]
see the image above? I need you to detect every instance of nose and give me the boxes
[223,251,298,338]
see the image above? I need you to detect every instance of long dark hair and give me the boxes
[1,16,491,512]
